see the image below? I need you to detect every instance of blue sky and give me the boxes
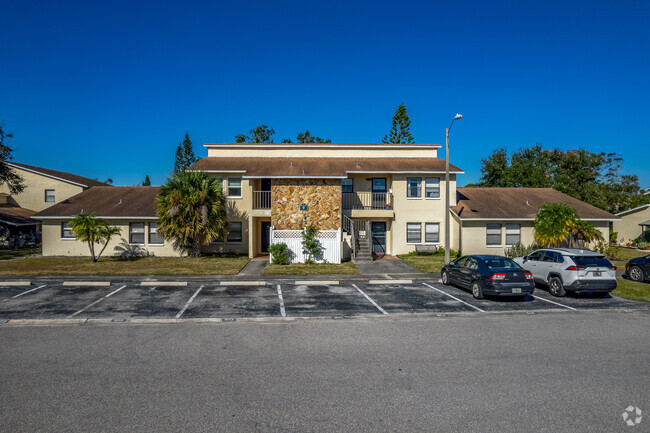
[1,0,648,187]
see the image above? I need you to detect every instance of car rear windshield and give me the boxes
[483,258,521,269]
[570,256,612,267]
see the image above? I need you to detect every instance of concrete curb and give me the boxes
[140,281,187,286]
[0,281,31,286]
[62,281,111,287]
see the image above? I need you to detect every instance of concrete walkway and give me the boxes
[354,256,422,275]
[238,258,268,275]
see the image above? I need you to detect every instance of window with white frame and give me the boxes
[341,178,353,194]
[407,177,421,198]
[505,224,521,246]
[227,222,242,243]
[149,222,164,245]
[407,222,421,243]
[61,222,75,239]
[425,223,440,243]
[45,189,55,203]
[130,222,145,244]
[486,223,502,246]
[227,177,242,197]
[425,177,440,198]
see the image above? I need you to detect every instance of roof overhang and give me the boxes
[204,143,442,149]
[616,204,650,216]
[7,162,90,188]
[34,216,157,220]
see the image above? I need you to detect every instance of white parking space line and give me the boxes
[533,294,577,310]
[141,281,187,286]
[352,284,388,315]
[176,285,204,319]
[148,286,157,292]
[369,279,412,285]
[422,283,486,313]
[276,284,287,317]
[9,284,47,299]
[67,285,127,319]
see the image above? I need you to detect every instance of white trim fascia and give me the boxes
[450,216,619,222]
[347,170,465,174]
[185,170,247,173]
[34,216,158,220]
[6,162,91,188]
[242,175,348,179]
[615,204,650,216]
[204,144,442,149]
[0,219,38,227]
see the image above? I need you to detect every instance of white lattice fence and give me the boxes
[269,227,341,264]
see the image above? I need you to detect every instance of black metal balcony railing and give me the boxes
[253,191,271,209]
[342,192,392,210]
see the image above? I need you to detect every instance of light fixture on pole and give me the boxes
[445,113,462,265]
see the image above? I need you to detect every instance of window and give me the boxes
[372,178,386,193]
[407,177,421,198]
[130,222,145,244]
[45,189,55,203]
[486,223,502,246]
[149,222,164,245]
[407,222,421,243]
[227,177,242,197]
[61,222,75,239]
[466,258,479,270]
[341,178,353,194]
[425,223,440,243]
[528,251,544,261]
[425,177,440,198]
[227,222,242,243]
[484,257,521,269]
[505,224,521,246]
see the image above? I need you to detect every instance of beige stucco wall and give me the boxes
[41,219,179,257]
[0,168,85,212]
[206,144,439,158]
[613,207,649,243]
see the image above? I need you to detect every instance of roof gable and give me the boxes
[8,162,110,188]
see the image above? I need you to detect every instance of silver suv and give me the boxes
[514,248,617,297]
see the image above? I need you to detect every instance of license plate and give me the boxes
[512,288,522,294]
[593,271,601,277]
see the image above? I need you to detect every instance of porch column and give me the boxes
[248,217,255,258]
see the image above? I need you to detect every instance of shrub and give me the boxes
[609,231,618,244]
[504,242,538,258]
[268,243,291,265]
[302,225,322,264]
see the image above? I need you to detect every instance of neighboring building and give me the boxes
[614,204,650,244]
[450,187,619,256]
[188,142,464,261]
[0,162,109,248]
[643,187,649,196]
[33,186,177,257]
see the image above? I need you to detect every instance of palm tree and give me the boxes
[534,202,577,247]
[568,219,604,248]
[70,213,121,262]
[157,171,228,257]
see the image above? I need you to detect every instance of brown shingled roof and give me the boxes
[189,157,463,177]
[452,187,618,220]
[33,187,159,218]
[204,142,441,147]
[8,162,110,188]
[0,205,38,226]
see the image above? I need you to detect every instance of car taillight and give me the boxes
[566,266,587,271]
[490,273,506,280]
[608,266,617,270]
[524,272,533,280]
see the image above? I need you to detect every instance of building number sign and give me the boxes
[300,203,308,211]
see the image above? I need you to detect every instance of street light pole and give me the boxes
[445,113,462,265]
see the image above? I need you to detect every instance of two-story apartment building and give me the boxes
[188,142,463,261]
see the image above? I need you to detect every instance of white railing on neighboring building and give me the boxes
[269,227,341,264]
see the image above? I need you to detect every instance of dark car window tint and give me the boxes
[467,258,479,270]
[554,252,564,263]
[455,257,468,267]
[529,251,543,261]
[485,258,521,269]
[571,256,612,267]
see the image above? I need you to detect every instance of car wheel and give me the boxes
[471,280,484,299]
[441,270,451,285]
[628,265,645,282]
[548,276,566,297]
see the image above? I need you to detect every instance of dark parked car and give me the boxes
[624,254,650,282]
[441,255,535,299]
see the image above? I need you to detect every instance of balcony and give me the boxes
[253,191,271,209]
[342,192,393,218]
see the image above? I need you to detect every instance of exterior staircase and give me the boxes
[343,215,373,262]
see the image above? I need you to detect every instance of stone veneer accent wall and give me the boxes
[271,179,341,230]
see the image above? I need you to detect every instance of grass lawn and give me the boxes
[398,254,447,274]
[612,278,650,303]
[610,246,648,269]
[263,262,359,275]
[0,248,41,260]
[0,256,250,275]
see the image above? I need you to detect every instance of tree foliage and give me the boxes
[142,175,151,186]
[174,133,197,173]
[235,124,275,143]
[301,225,322,264]
[479,144,649,213]
[157,171,228,257]
[534,202,603,248]
[0,122,25,194]
[296,130,331,143]
[70,213,121,262]
[383,104,414,144]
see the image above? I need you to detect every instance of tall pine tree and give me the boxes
[142,175,151,186]
[382,104,414,144]
[174,133,197,173]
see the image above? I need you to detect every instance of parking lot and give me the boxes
[0,279,645,321]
